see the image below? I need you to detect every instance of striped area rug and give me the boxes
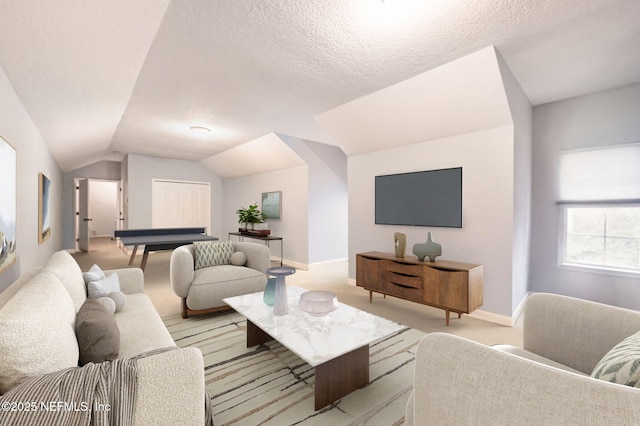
[163,311,425,426]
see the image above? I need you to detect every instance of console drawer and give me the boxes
[386,261,423,277]
[384,281,423,302]
[386,271,422,289]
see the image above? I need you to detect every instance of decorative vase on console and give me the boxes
[412,232,442,262]
[394,232,407,258]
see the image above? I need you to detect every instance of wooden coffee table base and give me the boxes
[246,320,370,410]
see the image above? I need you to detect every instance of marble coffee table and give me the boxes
[223,286,407,410]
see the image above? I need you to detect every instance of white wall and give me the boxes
[223,166,309,267]
[349,126,515,316]
[530,83,640,310]
[0,66,62,291]
[126,154,224,236]
[279,136,348,263]
[497,52,533,313]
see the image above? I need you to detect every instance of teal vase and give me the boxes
[263,278,276,305]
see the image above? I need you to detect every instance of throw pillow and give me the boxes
[194,240,234,269]
[75,299,120,365]
[230,251,247,266]
[591,330,640,387]
[95,297,116,315]
[87,273,121,299]
[108,291,126,312]
[83,264,105,283]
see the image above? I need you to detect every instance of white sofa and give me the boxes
[170,241,270,318]
[0,250,206,425]
[405,293,640,424]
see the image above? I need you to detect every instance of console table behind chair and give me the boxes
[228,232,283,266]
[115,227,218,270]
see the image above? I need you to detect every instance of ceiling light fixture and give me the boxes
[190,125,211,134]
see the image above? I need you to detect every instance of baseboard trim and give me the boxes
[274,257,308,270]
[275,257,349,271]
[468,294,529,327]
[467,309,514,327]
[309,258,348,267]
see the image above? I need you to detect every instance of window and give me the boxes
[561,205,640,273]
[558,142,640,275]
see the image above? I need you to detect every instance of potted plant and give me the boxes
[236,203,267,232]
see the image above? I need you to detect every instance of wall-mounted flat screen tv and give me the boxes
[375,167,462,228]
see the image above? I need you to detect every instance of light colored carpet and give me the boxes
[164,311,424,426]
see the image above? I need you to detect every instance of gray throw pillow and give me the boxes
[75,299,120,365]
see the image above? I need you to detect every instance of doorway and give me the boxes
[75,179,122,252]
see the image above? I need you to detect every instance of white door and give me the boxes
[152,180,211,232]
[78,179,91,252]
[117,181,124,232]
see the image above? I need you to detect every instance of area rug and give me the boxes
[163,311,425,426]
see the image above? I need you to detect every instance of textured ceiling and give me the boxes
[0,0,639,173]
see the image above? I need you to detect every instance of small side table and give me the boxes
[266,266,296,315]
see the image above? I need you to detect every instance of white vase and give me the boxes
[273,276,288,315]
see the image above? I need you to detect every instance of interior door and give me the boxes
[78,179,91,252]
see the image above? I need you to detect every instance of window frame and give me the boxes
[557,201,640,278]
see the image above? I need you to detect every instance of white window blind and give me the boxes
[558,142,640,202]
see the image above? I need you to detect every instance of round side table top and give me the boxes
[266,266,296,276]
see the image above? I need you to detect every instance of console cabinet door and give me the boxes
[422,266,443,306]
[356,255,385,291]
[439,271,469,313]
[423,266,469,312]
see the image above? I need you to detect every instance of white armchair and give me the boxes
[170,242,270,318]
[406,293,640,424]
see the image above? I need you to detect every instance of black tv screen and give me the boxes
[375,167,462,228]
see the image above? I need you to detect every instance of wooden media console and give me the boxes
[356,251,483,325]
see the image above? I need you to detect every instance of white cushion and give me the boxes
[95,296,117,315]
[230,251,247,266]
[0,271,79,393]
[87,273,121,299]
[41,250,87,312]
[83,263,105,283]
[108,291,127,312]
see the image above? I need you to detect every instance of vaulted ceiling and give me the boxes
[0,0,639,173]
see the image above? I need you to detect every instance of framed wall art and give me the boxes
[38,172,52,244]
[0,135,17,273]
[261,191,282,220]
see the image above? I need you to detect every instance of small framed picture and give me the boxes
[38,172,52,244]
[261,191,282,220]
